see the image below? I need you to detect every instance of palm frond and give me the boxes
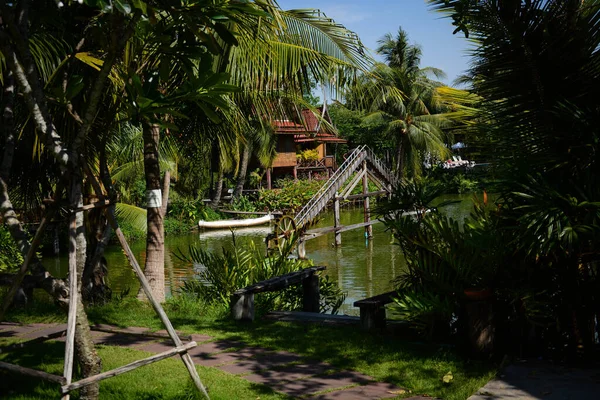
[115,202,147,233]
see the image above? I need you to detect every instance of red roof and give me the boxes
[273,107,347,144]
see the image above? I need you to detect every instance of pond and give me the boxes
[46,193,476,315]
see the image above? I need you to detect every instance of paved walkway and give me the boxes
[468,362,600,400]
[0,322,418,399]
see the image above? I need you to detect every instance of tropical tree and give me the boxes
[232,120,276,200]
[346,27,451,179]
[420,0,600,359]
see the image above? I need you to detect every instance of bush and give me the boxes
[450,174,479,194]
[255,179,324,213]
[0,225,23,272]
[163,217,190,236]
[168,197,225,224]
[228,195,256,213]
[296,148,320,162]
[179,233,345,315]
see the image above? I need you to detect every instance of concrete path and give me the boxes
[468,362,600,400]
[0,322,415,399]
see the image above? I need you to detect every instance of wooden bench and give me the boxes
[230,266,326,321]
[353,290,397,331]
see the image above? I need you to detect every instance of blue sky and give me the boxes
[277,0,472,85]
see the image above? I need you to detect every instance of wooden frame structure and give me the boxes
[272,146,397,258]
[0,172,210,399]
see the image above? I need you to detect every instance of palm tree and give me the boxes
[427,0,600,358]
[349,28,450,179]
[232,121,276,200]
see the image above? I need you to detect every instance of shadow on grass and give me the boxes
[0,341,66,399]
[200,319,497,399]
[4,297,497,399]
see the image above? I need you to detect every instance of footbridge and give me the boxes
[271,146,397,257]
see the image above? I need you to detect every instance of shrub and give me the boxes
[178,233,345,315]
[163,217,190,236]
[0,225,23,272]
[255,179,324,213]
[168,197,224,224]
[229,195,256,213]
[296,148,320,162]
[248,169,264,189]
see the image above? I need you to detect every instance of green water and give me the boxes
[46,194,475,314]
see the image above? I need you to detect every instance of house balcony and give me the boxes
[297,156,337,170]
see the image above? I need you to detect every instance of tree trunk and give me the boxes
[211,165,224,209]
[82,215,112,305]
[233,143,251,200]
[161,170,170,218]
[139,123,165,303]
[70,175,102,400]
[1,70,15,179]
[396,136,405,180]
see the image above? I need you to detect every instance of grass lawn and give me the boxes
[0,341,290,399]
[2,294,498,399]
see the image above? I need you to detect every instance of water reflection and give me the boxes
[45,195,474,315]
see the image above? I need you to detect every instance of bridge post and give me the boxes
[297,239,307,259]
[334,192,341,246]
[363,161,373,238]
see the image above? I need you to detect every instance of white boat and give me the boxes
[198,214,274,229]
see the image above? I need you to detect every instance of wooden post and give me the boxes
[62,213,78,400]
[293,165,298,181]
[334,193,341,246]
[266,168,272,190]
[61,342,197,394]
[302,274,320,313]
[359,305,386,331]
[362,161,373,238]
[0,361,66,384]
[297,239,307,259]
[231,293,255,321]
[105,210,209,399]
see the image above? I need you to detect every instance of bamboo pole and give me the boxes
[82,166,209,399]
[62,212,78,400]
[334,192,341,246]
[90,325,192,342]
[0,361,66,384]
[363,161,373,238]
[61,342,197,394]
[105,210,209,399]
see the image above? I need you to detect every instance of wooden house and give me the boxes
[266,107,347,188]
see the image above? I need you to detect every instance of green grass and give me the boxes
[0,341,289,399]
[3,295,497,399]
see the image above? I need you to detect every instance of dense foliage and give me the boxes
[0,225,23,272]
[255,179,325,213]
[384,0,600,360]
[179,234,345,315]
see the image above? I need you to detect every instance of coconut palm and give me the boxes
[348,27,450,179]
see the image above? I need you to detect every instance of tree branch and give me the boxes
[0,27,69,170]
[71,12,141,158]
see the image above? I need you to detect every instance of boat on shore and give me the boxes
[198,213,275,229]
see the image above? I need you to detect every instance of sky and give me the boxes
[276,0,472,85]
